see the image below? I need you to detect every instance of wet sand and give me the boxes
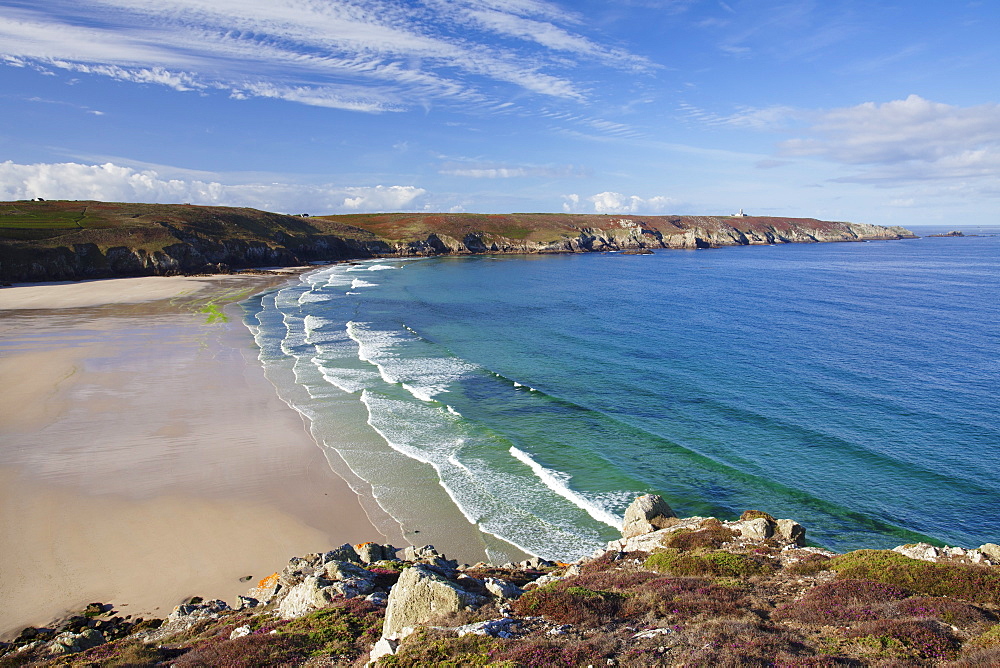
[0,274,403,638]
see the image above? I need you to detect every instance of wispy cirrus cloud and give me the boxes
[678,102,800,130]
[0,161,427,213]
[439,160,587,179]
[0,0,651,113]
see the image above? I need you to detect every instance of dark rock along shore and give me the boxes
[4,496,999,667]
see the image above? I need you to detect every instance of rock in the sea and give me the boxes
[621,494,677,538]
[381,565,487,641]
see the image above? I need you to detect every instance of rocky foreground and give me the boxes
[4,496,999,667]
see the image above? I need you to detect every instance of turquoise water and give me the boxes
[242,229,1000,562]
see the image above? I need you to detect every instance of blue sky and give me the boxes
[1,0,998,225]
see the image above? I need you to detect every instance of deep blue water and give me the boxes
[242,229,1000,561]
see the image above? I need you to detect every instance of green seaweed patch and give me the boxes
[827,549,1000,605]
[643,549,774,578]
[198,303,228,323]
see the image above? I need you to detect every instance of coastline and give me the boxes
[0,272,404,639]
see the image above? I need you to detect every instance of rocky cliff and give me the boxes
[0,201,917,283]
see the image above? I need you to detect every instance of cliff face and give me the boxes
[0,202,917,283]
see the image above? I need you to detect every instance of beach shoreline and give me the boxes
[0,271,405,639]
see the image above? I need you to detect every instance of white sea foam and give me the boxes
[297,290,332,304]
[446,405,462,416]
[351,278,377,289]
[402,383,439,402]
[315,362,380,393]
[509,447,624,530]
[346,321,476,400]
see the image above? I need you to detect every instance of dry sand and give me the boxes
[0,274,403,638]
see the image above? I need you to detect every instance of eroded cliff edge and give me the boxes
[0,201,917,282]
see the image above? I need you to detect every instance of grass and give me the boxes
[643,549,775,578]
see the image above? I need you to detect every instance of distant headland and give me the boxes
[0,200,917,283]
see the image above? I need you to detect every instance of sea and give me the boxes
[240,226,1000,563]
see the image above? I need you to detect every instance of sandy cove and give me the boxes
[0,272,406,639]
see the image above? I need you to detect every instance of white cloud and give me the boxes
[563,191,676,213]
[0,161,426,213]
[780,95,1000,190]
[0,0,651,112]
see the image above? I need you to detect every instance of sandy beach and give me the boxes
[0,273,403,639]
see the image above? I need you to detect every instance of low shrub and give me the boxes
[784,553,832,576]
[948,646,1000,667]
[380,628,497,666]
[966,623,1000,648]
[666,525,737,551]
[171,634,307,667]
[579,550,649,575]
[891,596,996,629]
[828,550,1000,605]
[511,583,624,626]
[491,638,614,667]
[567,570,659,592]
[644,549,774,578]
[670,619,811,667]
[842,619,958,661]
[277,598,384,658]
[623,576,753,622]
[741,510,778,522]
[773,579,909,623]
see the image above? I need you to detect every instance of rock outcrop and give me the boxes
[380,564,488,641]
[621,494,678,538]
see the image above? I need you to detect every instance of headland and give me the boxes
[0,200,917,283]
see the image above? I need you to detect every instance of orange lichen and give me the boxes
[257,572,279,589]
[355,542,375,550]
